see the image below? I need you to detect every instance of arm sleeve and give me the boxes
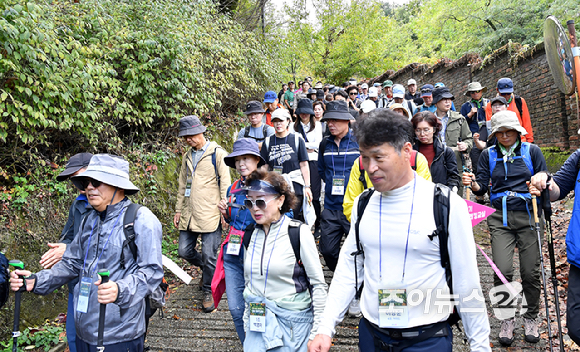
[554,150,580,199]
[317,140,326,180]
[447,194,492,352]
[299,225,328,340]
[461,118,473,153]
[473,149,491,196]
[266,126,275,137]
[237,128,245,140]
[460,103,472,121]
[305,123,323,150]
[317,197,364,338]
[343,158,364,222]
[175,153,188,213]
[115,208,163,309]
[297,135,309,162]
[260,139,271,169]
[217,148,232,199]
[415,152,432,182]
[444,148,460,189]
[520,98,534,143]
[60,202,76,244]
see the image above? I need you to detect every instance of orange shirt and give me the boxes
[485,96,534,143]
[264,104,285,127]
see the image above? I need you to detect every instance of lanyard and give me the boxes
[379,176,416,282]
[186,143,209,180]
[250,216,285,295]
[82,209,125,276]
[275,135,288,167]
[330,134,351,176]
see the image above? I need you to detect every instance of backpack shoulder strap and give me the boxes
[431,184,452,290]
[212,147,221,190]
[265,134,272,150]
[410,150,418,171]
[358,157,367,190]
[244,126,251,138]
[514,96,523,118]
[488,145,498,179]
[243,223,256,249]
[227,179,240,219]
[288,220,302,265]
[521,142,534,175]
[121,203,143,269]
[352,188,375,299]
[262,124,269,138]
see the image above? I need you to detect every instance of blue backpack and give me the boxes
[0,252,9,308]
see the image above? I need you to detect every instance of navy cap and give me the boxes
[56,153,93,181]
[497,78,514,94]
[421,84,434,97]
[224,138,266,169]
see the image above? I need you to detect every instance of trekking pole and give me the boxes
[541,188,565,352]
[531,196,554,352]
[8,260,25,352]
[97,269,110,352]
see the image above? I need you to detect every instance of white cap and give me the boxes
[407,79,417,86]
[360,100,377,113]
[368,87,379,98]
[270,108,291,121]
[392,84,405,99]
[361,83,369,89]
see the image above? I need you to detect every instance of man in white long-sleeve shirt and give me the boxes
[308,110,491,352]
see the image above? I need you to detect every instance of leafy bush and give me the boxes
[0,0,278,173]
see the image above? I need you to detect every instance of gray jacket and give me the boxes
[34,198,163,345]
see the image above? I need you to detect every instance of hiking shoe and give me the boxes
[198,277,204,291]
[476,196,485,204]
[523,318,540,343]
[313,227,322,240]
[348,298,362,318]
[202,292,215,313]
[499,318,515,346]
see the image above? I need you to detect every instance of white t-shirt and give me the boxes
[289,120,323,161]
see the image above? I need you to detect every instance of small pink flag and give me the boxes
[465,199,496,227]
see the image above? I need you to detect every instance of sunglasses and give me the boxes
[78,178,102,190]
[349,92,357,95]
[244,195,280,210]
[470,90,482,94]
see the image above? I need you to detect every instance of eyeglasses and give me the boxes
[496,130,516,138]
[244,195,280,210]
[78,178,102,189]
[415,128,433,135]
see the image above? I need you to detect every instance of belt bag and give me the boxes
[363,318,449,352]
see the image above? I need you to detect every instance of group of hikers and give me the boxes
[7,75,580,352]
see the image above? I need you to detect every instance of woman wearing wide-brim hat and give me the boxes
[463,110,548,346]
[290,99,323,235]
[212,138,265,344]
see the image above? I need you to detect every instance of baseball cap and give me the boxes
[497,78,514,94]
[420,84,434,97]
[382,80,393,87]
[407,79,417,86]
[368,87,379,98]
[373,83,381,87]
[263,91,277,103]
[434,82,445,88]
[490,96,509,106]
[392,84,405,99]
[361,83,369,89]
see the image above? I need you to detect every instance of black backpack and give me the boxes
[0,252,9,309]
[243,125,270,142]
[351,183,460,326]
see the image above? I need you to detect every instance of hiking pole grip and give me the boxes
[542,184,553,218]
[97,270,110,351]
[8,260,25,352]
[531,195,540,224]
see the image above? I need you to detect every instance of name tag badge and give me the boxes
[273,166,283,174]
[249,303,266,332]
[226,228,243,256]
[378,288,409,328]
[184,178,192,197]
[77,276,93,314]
[331,176,345,196]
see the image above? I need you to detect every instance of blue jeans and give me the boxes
[75,335,144,352]
[223,242,246,343]
[178,224,221,292]
[358,317,452,352]
[66,292,77,352]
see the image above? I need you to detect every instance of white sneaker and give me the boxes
[348,298,362,318]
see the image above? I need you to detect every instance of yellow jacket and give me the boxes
[343,153,432,222]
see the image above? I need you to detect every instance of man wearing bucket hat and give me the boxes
[237,100,275,148]
[11,154,163,351]
[174,115,231,313]
[317,101,360,273]
[38,152,93,352]
[463,110,547,345]
[461,82,489,187]
[433,86,472,196]
[484,78,533,143]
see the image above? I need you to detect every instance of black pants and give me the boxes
[76,335,144,352]
[568,263,580,345]
[308,160,322,229]
[319,209,351,271]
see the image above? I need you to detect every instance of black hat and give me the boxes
[321,101,352,121]
[57,153,93,181]
[295,99,315,115]
[490,96,508,106]
[178,115,206,137]
[243,101,265,115]
[431,87,454,105]
[316,89,324,99]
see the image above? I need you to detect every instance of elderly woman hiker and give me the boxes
[236,170,327,351]
[212,138,266,343]
[463,110,547,346]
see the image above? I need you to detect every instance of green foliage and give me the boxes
[0,325,65,352]
[1,0,277,171]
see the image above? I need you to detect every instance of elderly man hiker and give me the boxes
[237,100,275,148]
[38,152,93,352]
[174,115,231,313]
[10,154,163,352]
